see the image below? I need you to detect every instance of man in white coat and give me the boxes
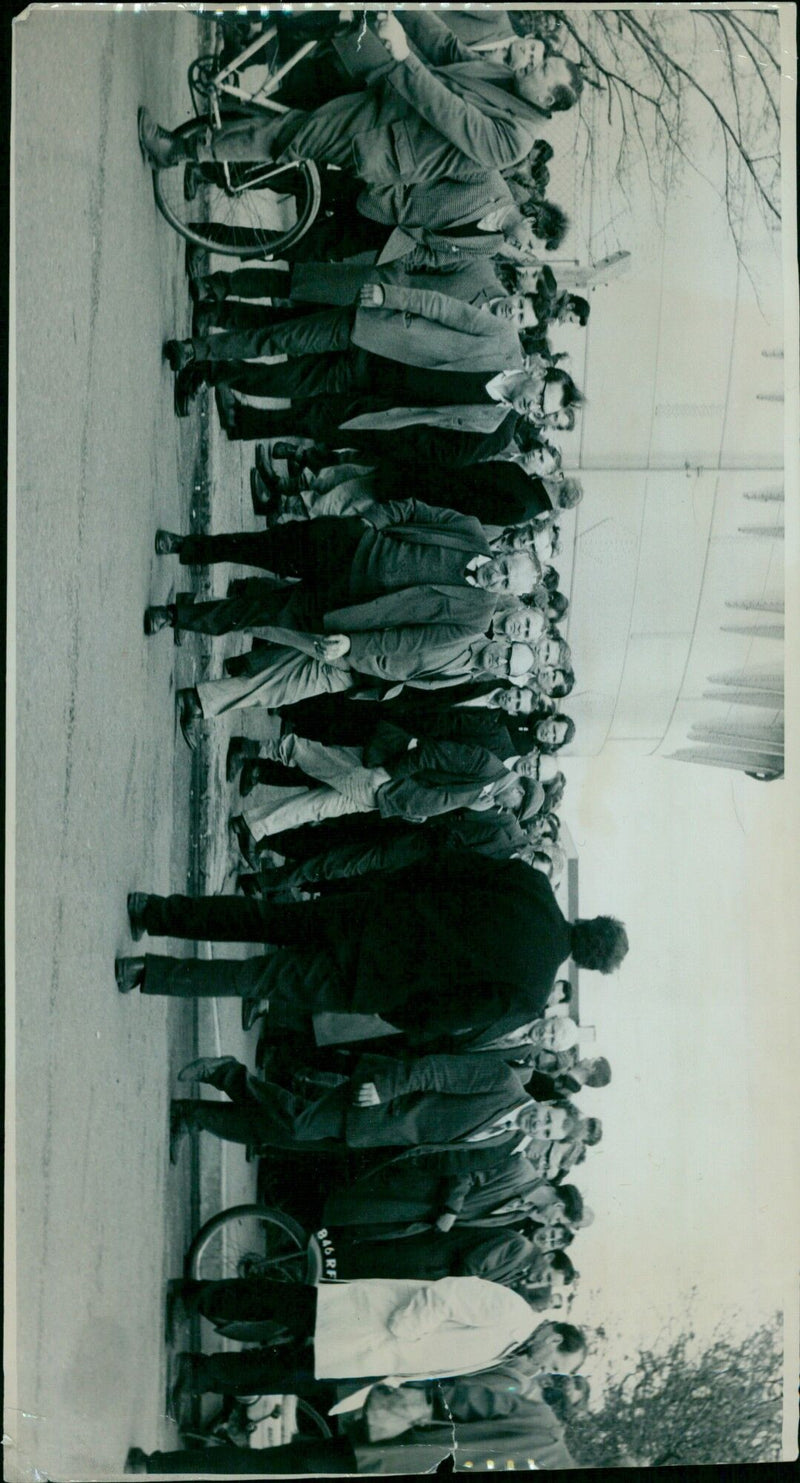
[165,1278,585,1422]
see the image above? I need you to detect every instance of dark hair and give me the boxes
[580,1116,603,1146]
[567,293,591,325]
[549,58,584,112]
[541,565,559,591]
[554,477,584,510]
[547,591,570,621]
[551,973,572,1000]
[531,139,555,168]
[549,1250,577,1283]
[546,367,585,409]
[585,1056,612,1088]
[556,1184,584,1225]
[553,1321,586,1355]
[494,259,520,294]
[541,1372,591,1422]
[542,668,575,699]
[571,916,629,973]
[538,201,570,250]
[535,713,576,752]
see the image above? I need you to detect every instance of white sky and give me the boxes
[522,9,800,1422]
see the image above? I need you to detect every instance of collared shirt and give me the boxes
[464,553,491,587]
[466,1097,530,1142]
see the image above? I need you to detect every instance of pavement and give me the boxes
[8,10,282,1479]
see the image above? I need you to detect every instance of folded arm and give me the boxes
[386,51,535,171]
[352,1051,523,1102]
[377,283,505,340]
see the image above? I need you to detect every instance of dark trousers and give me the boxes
[183,1281,325,1396]
[144,1438,356,1474]
[178,517,362,600]
[141,951,351,1032]
[193,194,389,264]
[177,1055,348,1146]
[174,585,297,637]
[219,393,391,444]
[196,305,353,363]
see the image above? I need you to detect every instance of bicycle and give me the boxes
[181,1202,332,1446]
[151,21,321,258]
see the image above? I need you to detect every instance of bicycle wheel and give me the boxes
[152,119,321,258]
[187,1203,311,1283]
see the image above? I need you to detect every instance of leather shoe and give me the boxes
[154,529,184,555]
[215,383,238,434]
[127,894,149,942]
[164,338,195,374]
[250,467,282,522]
[138,107,187,169]
[185,240,207,283]
[143,604,175,635]
[178,1054,237,1084]
[242,995,269,1032]
[229,813,258,867]
[166,1351,195,1423]
[116,956,145,992]
[191,301,217,338]
[177,688,204,751]
[169,1104,192,1166]
[183,162,205,202]
[226,736,261,782]
[175,363,207,417]
[124,1448,149,1475]
[239,760,266,798]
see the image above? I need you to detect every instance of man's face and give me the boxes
[502,218,539,257]
[496,685,535,716]
[536,666,567,695]
[536,718,568,749]
[543,409,573,433]
[532,1224,569,1252]
[475,639,535,679]
[536,637,564,669]
[501,607,546,643]
[560,304,581,326]
[508,35,545,73]
[512,752,540,780]
[499,778,525,813]
[526,1104,570,1141]
[530,1018,565,1051]
[516,54,574,111]
[533,528,556,563]
[476,550,538,595]
[521,446,560,480]
[542,380,567,419]
[490,293,539,331]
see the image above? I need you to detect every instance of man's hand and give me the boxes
[435,1212,457,1233]
[353,1081,381,1107]
[374,10,410,61]
[314,634,351,661]
[359,283,385,309]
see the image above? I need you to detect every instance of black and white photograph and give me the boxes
[6,2,799,1477]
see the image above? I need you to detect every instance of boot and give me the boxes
[154,529,185,555]
[226,736,261,782]
[143,604,176,636]
[164,339,195,374]
[138,108,195,169]
[115,956,145,992]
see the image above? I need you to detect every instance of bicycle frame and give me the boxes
[195,24,319,195]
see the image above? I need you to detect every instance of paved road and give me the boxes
[10,11,219,1478]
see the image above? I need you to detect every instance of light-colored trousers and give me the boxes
[197,647,355,718]
[242,734,391,842]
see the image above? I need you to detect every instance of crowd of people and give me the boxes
[124,8,631,1474]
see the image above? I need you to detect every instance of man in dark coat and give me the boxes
[119,853,629,1040]
[166,1049,578,1160]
